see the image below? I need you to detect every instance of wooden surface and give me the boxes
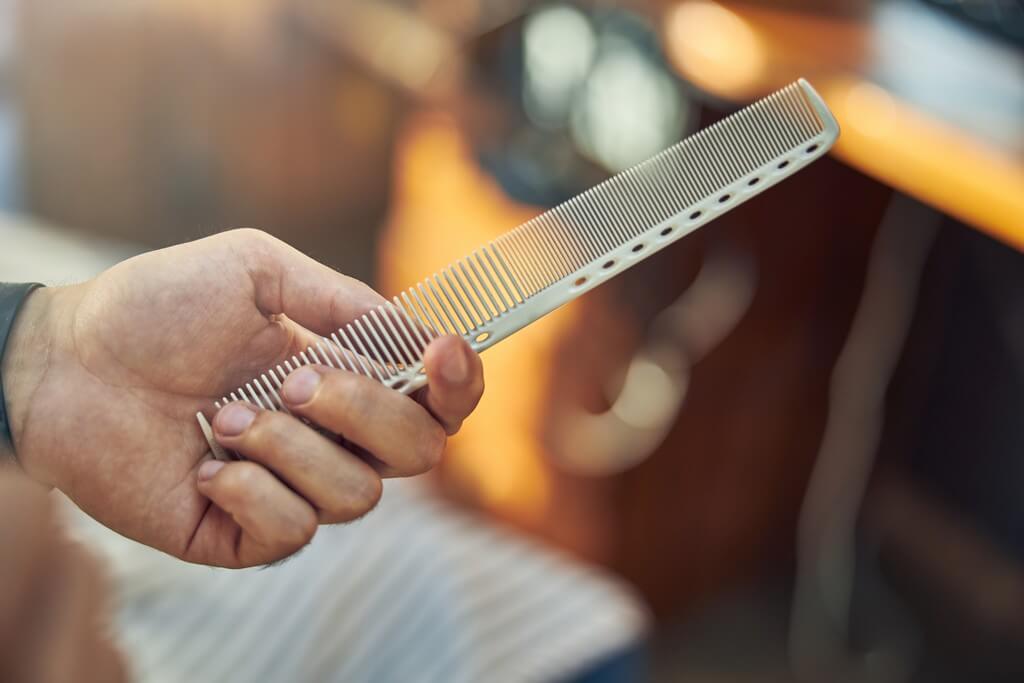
[660,0,1024,250]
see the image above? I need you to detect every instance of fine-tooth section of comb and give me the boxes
[198,79,838,457]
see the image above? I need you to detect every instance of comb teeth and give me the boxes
[490,79,828,297]
[206,79,838,426]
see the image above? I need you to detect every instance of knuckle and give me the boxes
[227,227,271,245]
[324,372,371,425]
[290,509,319,546]
[351,474,384,518]
[248,410,290,451]
[472,367,485,403]
[220,463,261,503]
[232,462,262,486]
[412,423,447,473]
[273,521,317,561]
[321,471,381,522]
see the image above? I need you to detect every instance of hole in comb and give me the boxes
[747,177,760,187]
[660,226,674,237]
[418,367,427,375]
[806,144,819,154]
[777,160,790,170]
[631,243,645,253]
[603,260,616,270]
[475,332,490,344]
[688,211,701,221]
[718,194,732,204]
[574,276,588,287]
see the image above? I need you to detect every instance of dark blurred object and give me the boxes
[922,0,1024,46]
[883,217,1024,563]
[865,470,1024,683]
[787,196,940,683]
[17,1,408,281]
[461,3,692,207]
[841,216,1024,682]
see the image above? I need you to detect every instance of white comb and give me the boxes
[197,79,839,459]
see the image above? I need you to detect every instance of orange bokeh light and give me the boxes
[380,113,586,519]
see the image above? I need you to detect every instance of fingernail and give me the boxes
[282,366,321,404]
[198,460,225,482]
[216,403,256,436]
[441,342,469,384]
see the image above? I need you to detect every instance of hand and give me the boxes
[2,229,483,567]
[0,472,126,682]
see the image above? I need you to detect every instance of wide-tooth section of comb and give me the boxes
[202,79,838,436]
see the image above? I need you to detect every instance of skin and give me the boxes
[1,228,484,568]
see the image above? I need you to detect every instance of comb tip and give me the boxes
[196,411,231,462]
[796,78,840,146]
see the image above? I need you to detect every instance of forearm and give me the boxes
[1,284,52,465]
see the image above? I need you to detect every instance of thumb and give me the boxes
[235,229,387,336]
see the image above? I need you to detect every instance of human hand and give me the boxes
[2,229,483,567]
[0,472,126,682]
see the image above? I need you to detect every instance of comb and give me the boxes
[197,79,839,459]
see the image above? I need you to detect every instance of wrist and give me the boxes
[1,287,61,476]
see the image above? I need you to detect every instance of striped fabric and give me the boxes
[63,480,647,683]
[1,214,648,682]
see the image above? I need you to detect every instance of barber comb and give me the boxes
[197,79,839,460]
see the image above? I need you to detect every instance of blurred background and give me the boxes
[2,0,1024,680]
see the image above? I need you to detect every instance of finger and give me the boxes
[280,365,447,477]
[417,336,484,435]
[233,228,386,335]
[196,459,318,566]
[213,402,383,521]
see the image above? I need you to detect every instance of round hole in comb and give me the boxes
[474,332,490,344]
[777,160,790,169]
[718,194,732,204]
[418,367,427,375]
[603,260,616,270]
[660,226,674,236]
[806,144,819,154]
[688,211,701,221]
[631,243,645,253]
[574,276,588,287]
[747,177,760,187]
